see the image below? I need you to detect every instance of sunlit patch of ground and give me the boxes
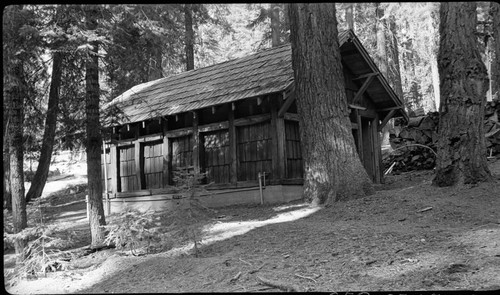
[163,204,320,257]
[5,204,321,294]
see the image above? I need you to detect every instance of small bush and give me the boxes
[103,207,168,255]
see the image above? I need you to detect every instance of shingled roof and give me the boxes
[104,29,406,126]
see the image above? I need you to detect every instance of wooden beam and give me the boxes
[228,108,238,184]
[278,92,296,117]
[283,113,299,122]
[276,117,286,179]
[165,128,192,138]
[134,139,143,190]
[376,105,404,112]
[352,72,379,80]
[371,116,381,184]
[162,119,170,187]
[356,110,363,163]
[378,109,397,131]
[198,121,229,133]
[348,104,367,110]
[353,75,375,104]
[192,111,200,172]
[110,145,118,195]
[271,100,285,180]
[234,113,271,127]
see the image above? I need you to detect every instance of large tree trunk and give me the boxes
[287,3,374,205]
[3,112,12,210]
[433,2,492,186]
[7,61,28,262]
[3,146,12,211]
[184,4,195,71]
[375,3,388,76]
[491,2,500,99]
[270,3,280,47]
[85,6,107,248]
[25,51,63,203]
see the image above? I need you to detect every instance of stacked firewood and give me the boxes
[384,98,500,173]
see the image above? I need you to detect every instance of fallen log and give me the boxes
[256,276,301,292]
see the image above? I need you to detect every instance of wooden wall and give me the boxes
[103,84,385,197]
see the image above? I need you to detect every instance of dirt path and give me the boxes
[5,159,500,293]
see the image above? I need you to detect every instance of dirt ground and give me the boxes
[4,158,500,293]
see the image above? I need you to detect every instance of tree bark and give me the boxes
[491,2,500,99]
[270,3,280,47]
[7,61,28,262]
[375,3,388,76]
[345,3,354,31]
[85,6,107,248]
[25,51,63,203]
[3,145,12,211]
[433,2,492,187]
[184,4,195,71]
[287,3,374,205]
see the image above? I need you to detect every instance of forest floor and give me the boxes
[4,154,500,294]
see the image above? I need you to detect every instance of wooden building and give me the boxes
[101,29,407,212]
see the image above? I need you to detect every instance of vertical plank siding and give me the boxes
[202,130,230,184]
[143,140,163,189]
[285,120,303,178]
[237,121,273,181]
[118,145,139,192]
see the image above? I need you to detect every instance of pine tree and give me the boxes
[287,3,374,205]
[433,2,492,186]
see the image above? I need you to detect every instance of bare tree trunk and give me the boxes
[3,111,12,210]
[287,3,374,205]
[491,2,500,99]
[7,61,28,262]
[270,3,280,47]
[85,6,107,248]
[375,3,388,76]
[148,49,163,81]
[430,56,440,110]
[184,4,195,71]
[434,2,492,187]
[345,4,354,31]
[3,146,12,211]
[25,51,63,203]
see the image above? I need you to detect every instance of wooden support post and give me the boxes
[356,110,363,163]
[228,108,238,184]
[134,140,143,190]
[378,109,396,132]
[192,111,200,173]
[371,116,381,184]
[110,145,118,195]
[276,117,286,180]
[270,99,282,181]
[162,118,170,187]
[353,75,375,104]
[278,92,296,118]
